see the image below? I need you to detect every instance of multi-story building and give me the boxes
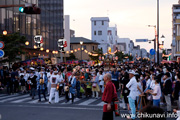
[117,38,133,55]
[0,0,64,59]
[107,26,117,52]
[91,17,110,53]
[172,1,180,59]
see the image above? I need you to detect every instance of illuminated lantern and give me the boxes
[108,47,111,53]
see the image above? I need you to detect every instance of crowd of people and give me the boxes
[0,62,180,119]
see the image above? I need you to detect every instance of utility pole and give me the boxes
[157,0,160,64]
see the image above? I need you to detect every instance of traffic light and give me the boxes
[19,7,41,14]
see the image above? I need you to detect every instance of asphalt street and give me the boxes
[0,103,177,120]
[0,103,126,120]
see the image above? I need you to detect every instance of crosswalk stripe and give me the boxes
[96,102,105,106]
[61,98,81,104]
[0,94,29,102]
[0,94,8,97]
[27,95,48,104]
[0,94,18,99]
[78,99,97,105]
[11,97,32,103]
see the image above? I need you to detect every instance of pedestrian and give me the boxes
[162,72,172,113]
[126,70,138,120]
[37,70,47,102]
[28,70,37,99]
[92,72,100,99]
[49,71,60,104]
[102,73,118,120]
[47,70,53,96]
[20,75,26,94]
[149,77,162,107]
[68,72,77,103]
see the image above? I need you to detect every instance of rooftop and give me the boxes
[70,37,99,44]
[90,17,109,22]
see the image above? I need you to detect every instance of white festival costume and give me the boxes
[49,74,60,103]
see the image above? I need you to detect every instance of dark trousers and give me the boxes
[13,80,19,93]
[65,91,69,101]
[71,93,74,103]
[112,80,119,91]
[38,89,47,101]
[102,112,113,120]
[7,81,13,94]
[59,86,63,96]
[77,88,80,98]
[31,88,36,98]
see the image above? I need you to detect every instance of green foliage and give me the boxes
[115,52,133,61]
[0,32,27,64]
[66,53,76,60]
[89,48,103,61]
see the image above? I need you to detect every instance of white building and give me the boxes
[91,17,110,53]
[117,38,133,54]
[107,26,118,52]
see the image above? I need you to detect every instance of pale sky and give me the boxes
[64,0,178,52]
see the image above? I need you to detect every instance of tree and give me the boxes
[66,53,76,60]
[89,48,103,61]
[0,32,27,66]
[115,51,124,61]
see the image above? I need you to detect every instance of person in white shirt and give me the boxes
[150,77,162,107]
[49,71,61,104]
[135,74,143,110]
[126,70,138,120]
[99,71,104,95]
[47,70,53,95]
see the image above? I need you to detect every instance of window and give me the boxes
[92,46,95,51]
[82,45,86,49]
[102,21,104,25]
[94,31,96,35]
[98,31,102,35]
[70,45,73,50]
[94,21,96,26]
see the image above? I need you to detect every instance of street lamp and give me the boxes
[46,49,49,53]
[80,41,83,60]
[161,35,165,45]
[40,47,44,51]
[25,41,29,46]
[3,30,7,35]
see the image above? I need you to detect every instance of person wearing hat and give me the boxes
[49,71,61,104]
[162,72,172,112]
[126,70,138,120]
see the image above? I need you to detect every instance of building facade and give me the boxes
[172,2,180,59]
[0,0,64,57]
[70,37,99,60]
[107,26,117,52]
[91,17,109,53]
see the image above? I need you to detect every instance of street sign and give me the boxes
[0,49,5,58]
[136,39,148,42]
[0,41,4,49]
[150,49,156,55]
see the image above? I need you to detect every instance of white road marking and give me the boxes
[0,94,29,102]
[78,99,97,105]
